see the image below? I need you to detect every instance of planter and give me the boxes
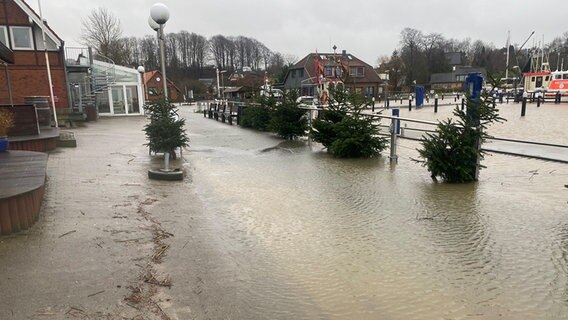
[0,136,8,152]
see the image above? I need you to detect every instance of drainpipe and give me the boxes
[3,62,13,106]
[37,0,58,127]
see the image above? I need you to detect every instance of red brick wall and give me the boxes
[0,0,29,24]
[0,0,69,109]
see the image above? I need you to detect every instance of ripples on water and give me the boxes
[182,109,568,319]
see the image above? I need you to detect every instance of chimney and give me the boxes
[342,50,347,56]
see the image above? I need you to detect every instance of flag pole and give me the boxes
[37,0,58,127]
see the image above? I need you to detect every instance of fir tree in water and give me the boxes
[416,90,504,183]
[311,84,387,158]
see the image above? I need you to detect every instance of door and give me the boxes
[125,86,140,114]
[112,86,126,114]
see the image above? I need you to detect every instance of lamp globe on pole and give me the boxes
[150,3,170,24]
[149,3,170,101]
[148,15,160,31]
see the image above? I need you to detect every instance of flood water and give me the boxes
[178,104,568,319]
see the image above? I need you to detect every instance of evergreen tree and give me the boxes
[417,91,504,182]
[311,85,387,158]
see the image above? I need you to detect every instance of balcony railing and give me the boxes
[64,47,92,67]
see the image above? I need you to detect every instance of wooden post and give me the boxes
[434,97,438,113]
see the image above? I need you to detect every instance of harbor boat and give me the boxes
[522,58,552,94]
[545,69,568,97]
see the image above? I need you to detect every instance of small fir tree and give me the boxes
[143,100,189,159]
[311,84,387,158]
[239,100,273,131]
[268,90,308,140]
[416,91,504,183]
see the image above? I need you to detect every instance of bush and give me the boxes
[268,91,308,139]
[417,92,504,183]
[143,100,189,159]
[311,86,387,158]
[239,104,272,131]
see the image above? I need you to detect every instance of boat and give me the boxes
[545,69,568,97]
[521,49,552,95]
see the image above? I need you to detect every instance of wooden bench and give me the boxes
[0,105,40,136]
[213,103,226,121]
[204,103,217,119]
[222,104,239,124]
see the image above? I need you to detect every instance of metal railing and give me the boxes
[64,47,92,67]
[195,100,568,163]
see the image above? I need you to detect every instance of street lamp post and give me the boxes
[137,66,146,103]
[216,67,221,99]
[149,3,170,100]
[220,70,227,102]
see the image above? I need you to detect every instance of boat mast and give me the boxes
[505,30,510,80]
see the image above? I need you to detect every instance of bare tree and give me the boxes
[80,8,123,62]
[140,35,158,70]
[210,35,229,70]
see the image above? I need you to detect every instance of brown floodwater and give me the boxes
[178,104,568,320]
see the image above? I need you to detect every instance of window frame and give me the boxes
[349,66,365,78]
[0,26,8,47]
[10,26,34,50]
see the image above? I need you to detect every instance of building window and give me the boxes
[349,67,364,77]
[299,69,304,78]
[325,65,332,77]
[0,26,7,47]
[291,70,296,78]
[10,26,34,50]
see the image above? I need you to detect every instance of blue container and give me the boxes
[0,137,8,152]
[465,73,483,101]
[392,108,400,134]
[415,86,425,107]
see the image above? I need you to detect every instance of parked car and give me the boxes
[296,96,319,108]
[260,88,283,98]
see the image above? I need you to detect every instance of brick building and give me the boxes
[0,0,68,109]
[143,70,182,103]
[283,50,383,100]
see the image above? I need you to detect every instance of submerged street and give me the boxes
[0,104,567,319]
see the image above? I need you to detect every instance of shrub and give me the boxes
[0,109,14,136]
[143,100,189,159]
[311,86,387,158]
[268,91,308,139]
[240,104,272,131]
[416,92,504,183]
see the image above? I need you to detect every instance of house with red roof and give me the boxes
[283,50,383,100]
[143,70,182,103]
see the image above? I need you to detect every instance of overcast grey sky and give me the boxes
[26,0,566,66]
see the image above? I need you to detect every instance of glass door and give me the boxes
[125,86,140,114]
[111,86,126,114]
[97,89,110,114]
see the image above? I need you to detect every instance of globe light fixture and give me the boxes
[150,3,170,25]
[148,16,159,31]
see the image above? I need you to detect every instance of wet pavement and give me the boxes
[0,116,197,319]
[0,106,567,319]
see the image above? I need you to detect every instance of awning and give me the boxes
[0,42,14,64]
